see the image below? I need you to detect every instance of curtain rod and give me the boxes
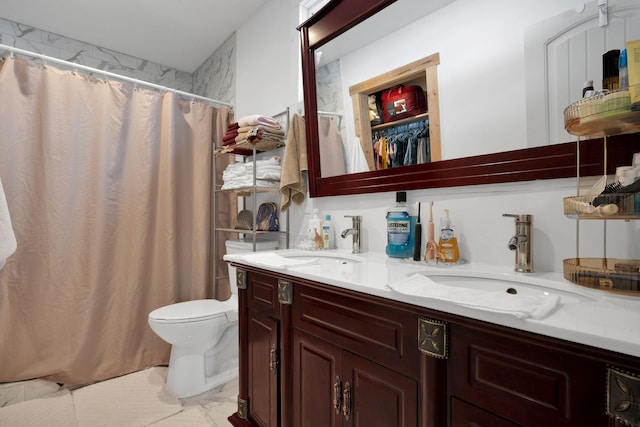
[0,43,233,109]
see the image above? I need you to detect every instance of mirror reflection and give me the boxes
[309,0,640,180]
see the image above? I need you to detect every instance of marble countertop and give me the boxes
[224,249,640,359]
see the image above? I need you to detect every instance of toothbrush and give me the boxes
[413,202,422,261]
[425,201,436,263]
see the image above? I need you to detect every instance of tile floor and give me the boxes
[0,367,237,426]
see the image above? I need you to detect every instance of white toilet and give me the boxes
[147,238,278,398]
[148,294,239,398]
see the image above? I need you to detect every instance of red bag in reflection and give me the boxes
[381,85,427,123]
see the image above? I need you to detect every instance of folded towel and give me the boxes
[241,252,318,269]
[387,274,560,320]
[280,114,307,211]
[237,125,285,136]
[0,178,17,270]
[238,114,281,129]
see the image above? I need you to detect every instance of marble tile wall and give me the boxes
[0,17,236,108]
[193,33,236,109]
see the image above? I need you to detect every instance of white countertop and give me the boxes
[224,249,640,359]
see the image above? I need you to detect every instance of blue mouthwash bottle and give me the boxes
[386,191,416,258]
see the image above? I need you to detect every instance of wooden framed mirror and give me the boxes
[298,0,639,198]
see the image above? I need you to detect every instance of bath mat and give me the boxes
[72,367,182,426]
[0,389,79,427]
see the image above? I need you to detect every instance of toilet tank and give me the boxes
[225,239,279,294]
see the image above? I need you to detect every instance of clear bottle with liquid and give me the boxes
[308,209,324,249]
[322,214,334,249]
[386,191,416,258]
[437,208,459,263]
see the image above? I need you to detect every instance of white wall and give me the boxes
[233,0,640,272]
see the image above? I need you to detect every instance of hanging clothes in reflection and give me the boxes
[319,115,346,177]
[373,119,429,170]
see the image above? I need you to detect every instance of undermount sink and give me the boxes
[413,270,594,305]
[236,250,363,270]
[279,250,363,266]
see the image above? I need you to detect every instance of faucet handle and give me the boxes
[344,215,361,223]
[502,213,532,222]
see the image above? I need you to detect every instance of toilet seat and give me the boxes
[149,299,232,324]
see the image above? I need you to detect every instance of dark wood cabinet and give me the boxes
[247,310,279,427]
[229,264,640,427]
[292,279,419,426]
[230,268,292,427]
[293,326,418,426]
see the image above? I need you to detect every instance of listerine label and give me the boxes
[387,212,410,245]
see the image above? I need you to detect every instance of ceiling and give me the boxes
[0,0,270,73]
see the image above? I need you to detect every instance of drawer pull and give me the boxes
[269,346,278,374]
[333,375,342,414]
[342,381,352,421]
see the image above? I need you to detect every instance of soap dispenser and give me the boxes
[308,209,324,249]
[437,209,459,263]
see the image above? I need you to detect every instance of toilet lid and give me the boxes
[149,299,231,322]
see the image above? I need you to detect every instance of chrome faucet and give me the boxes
[503,213,533,273]
[341,215,362,254]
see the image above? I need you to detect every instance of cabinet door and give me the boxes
[343,351,418,427]
[293,329,343,427]
[248,310,279,427]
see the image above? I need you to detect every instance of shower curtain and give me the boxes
[0,56,234,386]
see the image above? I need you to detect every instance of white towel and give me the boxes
[349,136,370,173]
[238,114,281,129]
[387,274,560,320]
[0,178,17,270]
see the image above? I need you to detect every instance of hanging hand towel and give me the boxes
[280,114,308,211]
[387,273,560,320]
[349,136,370,173]
[0,178,17,270]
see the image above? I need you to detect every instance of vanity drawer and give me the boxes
[449,323,609,426]
[292,282,419,379]
[246,270,280,318]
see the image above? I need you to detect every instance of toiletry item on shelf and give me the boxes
[603,49,621,92]
[322,214,334,249]
[413,203,422,261]
[386,191,415,258]
[627,40,640,105]
[616,166,635,186]
[582,80,595,98]
[592,181,623,207]
[424,201,441,264]
[437,209,459,263]
[619,49,629,89]
[308,209,324,249]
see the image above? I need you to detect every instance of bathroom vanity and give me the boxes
[226,251,640,427]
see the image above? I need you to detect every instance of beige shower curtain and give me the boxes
[0,56,233,386]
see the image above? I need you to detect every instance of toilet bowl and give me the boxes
[148,295,239,398]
